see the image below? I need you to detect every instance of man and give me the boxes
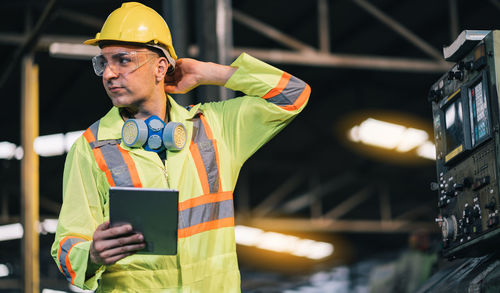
[51,2,310,292]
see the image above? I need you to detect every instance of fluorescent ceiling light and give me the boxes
[34,133,65,157]
[396,128,429,152]
[65,131,85,152]
[0,130,85,160]
[234,225,334,260]
[40,219,58,234]
[0,142,16,159]
[348,118,434,159]
[356,118,407,149]
[0,264,9,277]
[417,141,436,160]
[49,42,100,60]
[0,223,23,241]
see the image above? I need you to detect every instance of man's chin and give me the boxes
[109,95,130,107]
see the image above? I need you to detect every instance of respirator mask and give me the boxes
[121,115,186,152]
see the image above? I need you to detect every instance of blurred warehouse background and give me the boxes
[0,0,498,292]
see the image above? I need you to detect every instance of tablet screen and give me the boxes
[109,187,179,255]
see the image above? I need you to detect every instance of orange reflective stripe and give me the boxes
[83,128,116,186]
[82,128,95,142]
[58,236,86,285]
[199,115,214,139]
[64,244,78,285]
[117,144,142,188]
[189,142,210,195]
[92,148,116,187]
[279,83,311,111]
[178,217,234,238]
[179,191,232,211]
[262,72,291,99]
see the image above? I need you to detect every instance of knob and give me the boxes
[441,216,457,240]
[454,71,464,81]
[463,177,473,188]
[448,71,455,80]
[472,206,481,218]
[488,216,499,228]
[457,61,473,71]
[485,200,496,211]
[453,183,464,191]
[428,89,443,102]
[464,61,474,71]
[430,182,439,191]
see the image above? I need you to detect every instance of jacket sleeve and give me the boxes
[50,136,107,290]
[209,53,310,167]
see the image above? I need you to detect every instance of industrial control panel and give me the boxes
[429,30,500,258]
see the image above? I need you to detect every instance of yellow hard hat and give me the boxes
[84,2,177,61]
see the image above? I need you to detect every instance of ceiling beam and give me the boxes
[350,0,444,61]
[0,33,452,72]
[324,186,372,219]
[233,47,451,72]
[281,173,355,214]
[253,171,304,217]
[0,0,59,89]
[232,9,316,52]
[56,8,103,29]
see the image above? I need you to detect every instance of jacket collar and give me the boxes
[96,95,201,141]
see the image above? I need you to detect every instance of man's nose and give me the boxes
[102,64,118,80]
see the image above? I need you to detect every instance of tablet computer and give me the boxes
[109,186,178,255]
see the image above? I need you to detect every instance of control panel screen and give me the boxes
[444,98,465,157]
[469,79,490,146]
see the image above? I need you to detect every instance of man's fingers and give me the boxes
[99,242,146,259]
[93,232,144,253]
[94,223,133,241]
[96,221,110,231]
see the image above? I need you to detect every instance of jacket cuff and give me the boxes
[225,53,310,112]
[71,241,106,291]
[225,53,284,97]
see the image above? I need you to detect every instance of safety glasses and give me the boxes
[92,51,158,76]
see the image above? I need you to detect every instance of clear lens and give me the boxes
[92,55,107,76]
[91,51,157,77]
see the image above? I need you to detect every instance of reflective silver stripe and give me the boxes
[99,144,135,187]
[179,199,234,229]
[85,120,134,187]
[89,139,121,149]
[267,75,307,106]
[192,117,220,193]
[59,237,85,282]
[88,120,99,139]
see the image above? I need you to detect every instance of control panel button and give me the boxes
[473,176,490,191]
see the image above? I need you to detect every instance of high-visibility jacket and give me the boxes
[51,53,310,292]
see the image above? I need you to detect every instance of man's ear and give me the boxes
[155,57,169,83]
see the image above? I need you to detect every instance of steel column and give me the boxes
[163,0,193,106]
[449,0,459,42]
[21,55,39,293]
[195,0,233,102]
[318,0,330,53]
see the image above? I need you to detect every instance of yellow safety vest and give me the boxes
[51,53,310,292]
